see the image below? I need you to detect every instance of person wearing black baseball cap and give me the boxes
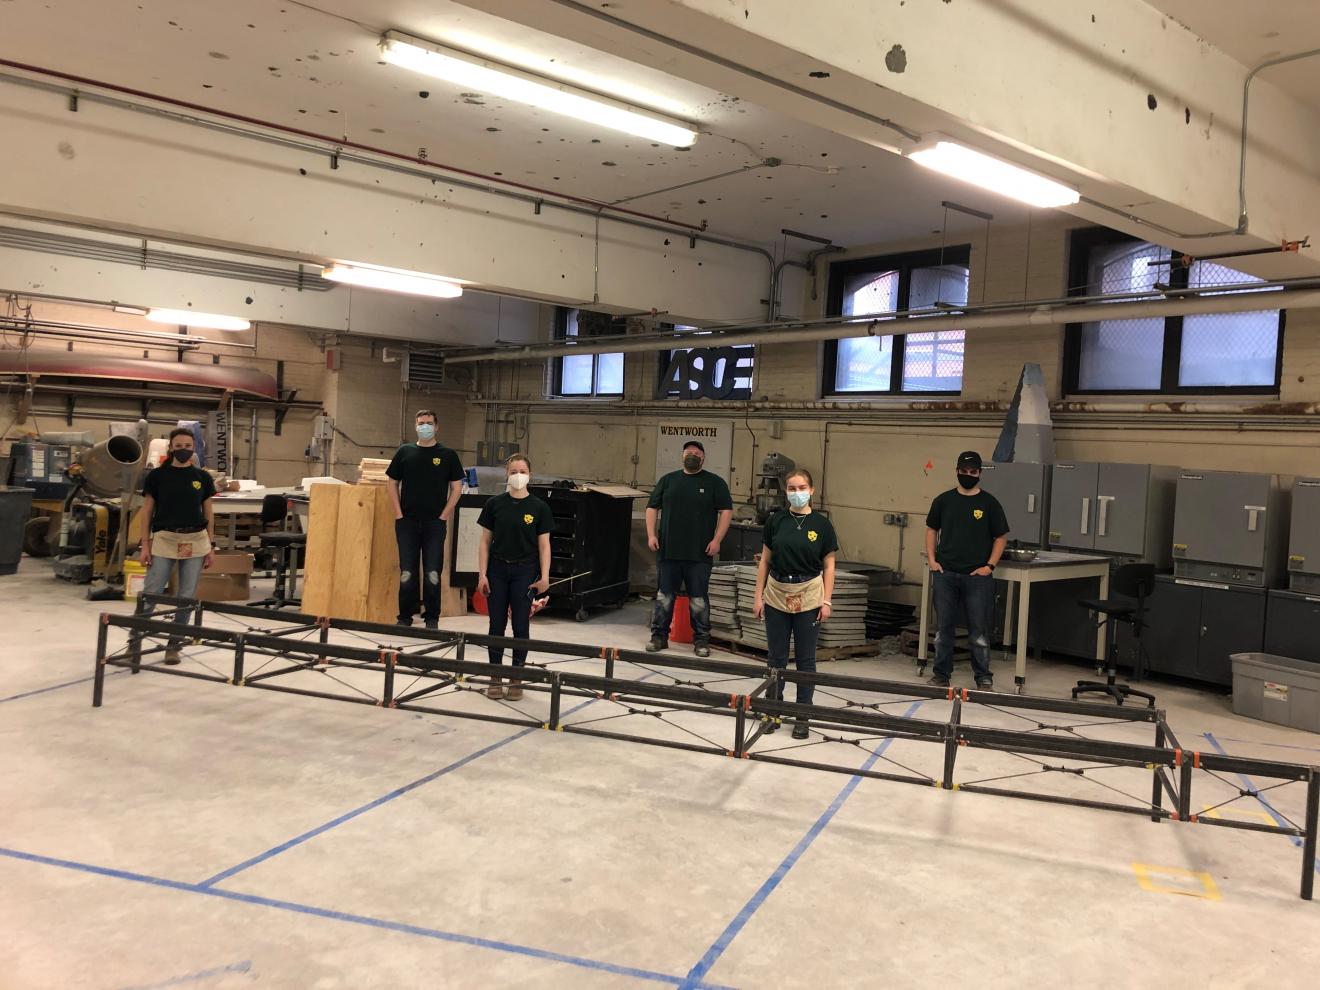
[645,439,733,656]
[924,450,1009,689]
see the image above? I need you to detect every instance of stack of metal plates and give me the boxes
[709,565,743,640]
[816,570,871,649]
[733,566,769,650]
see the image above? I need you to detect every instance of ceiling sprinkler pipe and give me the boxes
[445,288,1320,363]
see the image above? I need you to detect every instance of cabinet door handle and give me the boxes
[1080,496,1090,536]
[1097,495,1115,538]
[1201,625,1208,637]
[1026,493,1036,514]
[1245,505,1265,532]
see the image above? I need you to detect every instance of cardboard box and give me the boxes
[195,573,250,602]
[168,551,253,601]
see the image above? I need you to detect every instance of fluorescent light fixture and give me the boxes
[906,135,1080,208]
[146,308,251,331]
[321,262,464,299]
[381,30,699,147]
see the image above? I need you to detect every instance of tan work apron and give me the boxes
[763,575,824,614]
[150,529,212,560]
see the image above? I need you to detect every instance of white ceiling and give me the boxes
[0,0,1025,249]
[1150,0,1320,109]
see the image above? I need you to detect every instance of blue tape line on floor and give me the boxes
[198,678,648,888]
[0,670,127,704]
[678,700,924,989]
[1203,732,1320,874]
[115,959,252,990]
[0,846,721,988]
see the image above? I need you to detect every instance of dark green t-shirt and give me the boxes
[142,465,215,531]
[386,443,465,519]
[925,488,1010,574]
[478,493,553,562]
[762,509,839,577]
[647,469,733,562]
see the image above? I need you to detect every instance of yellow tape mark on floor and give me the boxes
[1132,862,1221,900]
[1201,806,1277,826]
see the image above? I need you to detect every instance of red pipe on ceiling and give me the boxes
[0,57,707,233]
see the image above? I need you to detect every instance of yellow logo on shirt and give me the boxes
[523,513,534,524]
[807,530,818,542]
[192,480,202,490]
[432,457,441,466]
[973,509,984,520]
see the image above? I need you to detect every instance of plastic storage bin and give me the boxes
[1230,653,1320,734]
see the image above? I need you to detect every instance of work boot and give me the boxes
[791,719,810,740]
[762,718,780,734]
[645,636,668,653]
[164,648,181,666]
[694,643,710,658]
[505,681,524,701]
[486,678,504,700]
[927,674,950,688]
[424,620,438,631]
[975,678,995,692]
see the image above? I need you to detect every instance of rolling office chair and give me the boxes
[1072,562,1157,707]
[249,493,306,610]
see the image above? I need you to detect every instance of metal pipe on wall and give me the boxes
[447,288,1320,362]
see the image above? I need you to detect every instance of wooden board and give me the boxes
[441,519,467,618]
[330,485,375,620]
[299,483,343,617]
[366,485,399,623]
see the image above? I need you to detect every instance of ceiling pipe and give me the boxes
[444,287,1320,363]
[0,60,784,317]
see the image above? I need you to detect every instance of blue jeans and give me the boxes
[764,604,819,705]
[143,552,204,646]
[395,516,446,624]
[932,570,994,682]
[651,559,712,644]
[486,559,537,667]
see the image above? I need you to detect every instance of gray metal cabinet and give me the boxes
[1287,478,1320,592]
[1265,589,1320,663]
[1125,575,1265,686]
[980,461,1050,546]
[1171,471,1287,587]
[1049,462,1176,564]
[1048,462,1098,551]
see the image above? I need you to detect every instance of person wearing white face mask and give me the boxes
[753,468,838,739]
[386,409,466,628]
[475,454,553,700]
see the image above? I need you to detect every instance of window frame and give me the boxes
[550,307,625,398]
[1062,227,1285,396]
[822,245,971,397]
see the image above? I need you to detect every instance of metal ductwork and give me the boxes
[444,287,1320,364]
[76,434,144,498]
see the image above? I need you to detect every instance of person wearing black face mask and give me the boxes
[645,440,733,656]
[386,409,466,628]
[138,427,216,663]
[924,450,1009,689]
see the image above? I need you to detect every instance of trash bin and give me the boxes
[669,593,694,644]
[1231,652,1320,733]
[0,487,36,576]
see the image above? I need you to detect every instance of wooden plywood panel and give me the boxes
[441,520,467,618]
[300,483,343,617]
[331,485,374,619]
[366,485,399,624]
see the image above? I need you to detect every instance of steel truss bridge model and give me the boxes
[94,595,1320,901]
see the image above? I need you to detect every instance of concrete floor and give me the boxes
[2,558,1318,990]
